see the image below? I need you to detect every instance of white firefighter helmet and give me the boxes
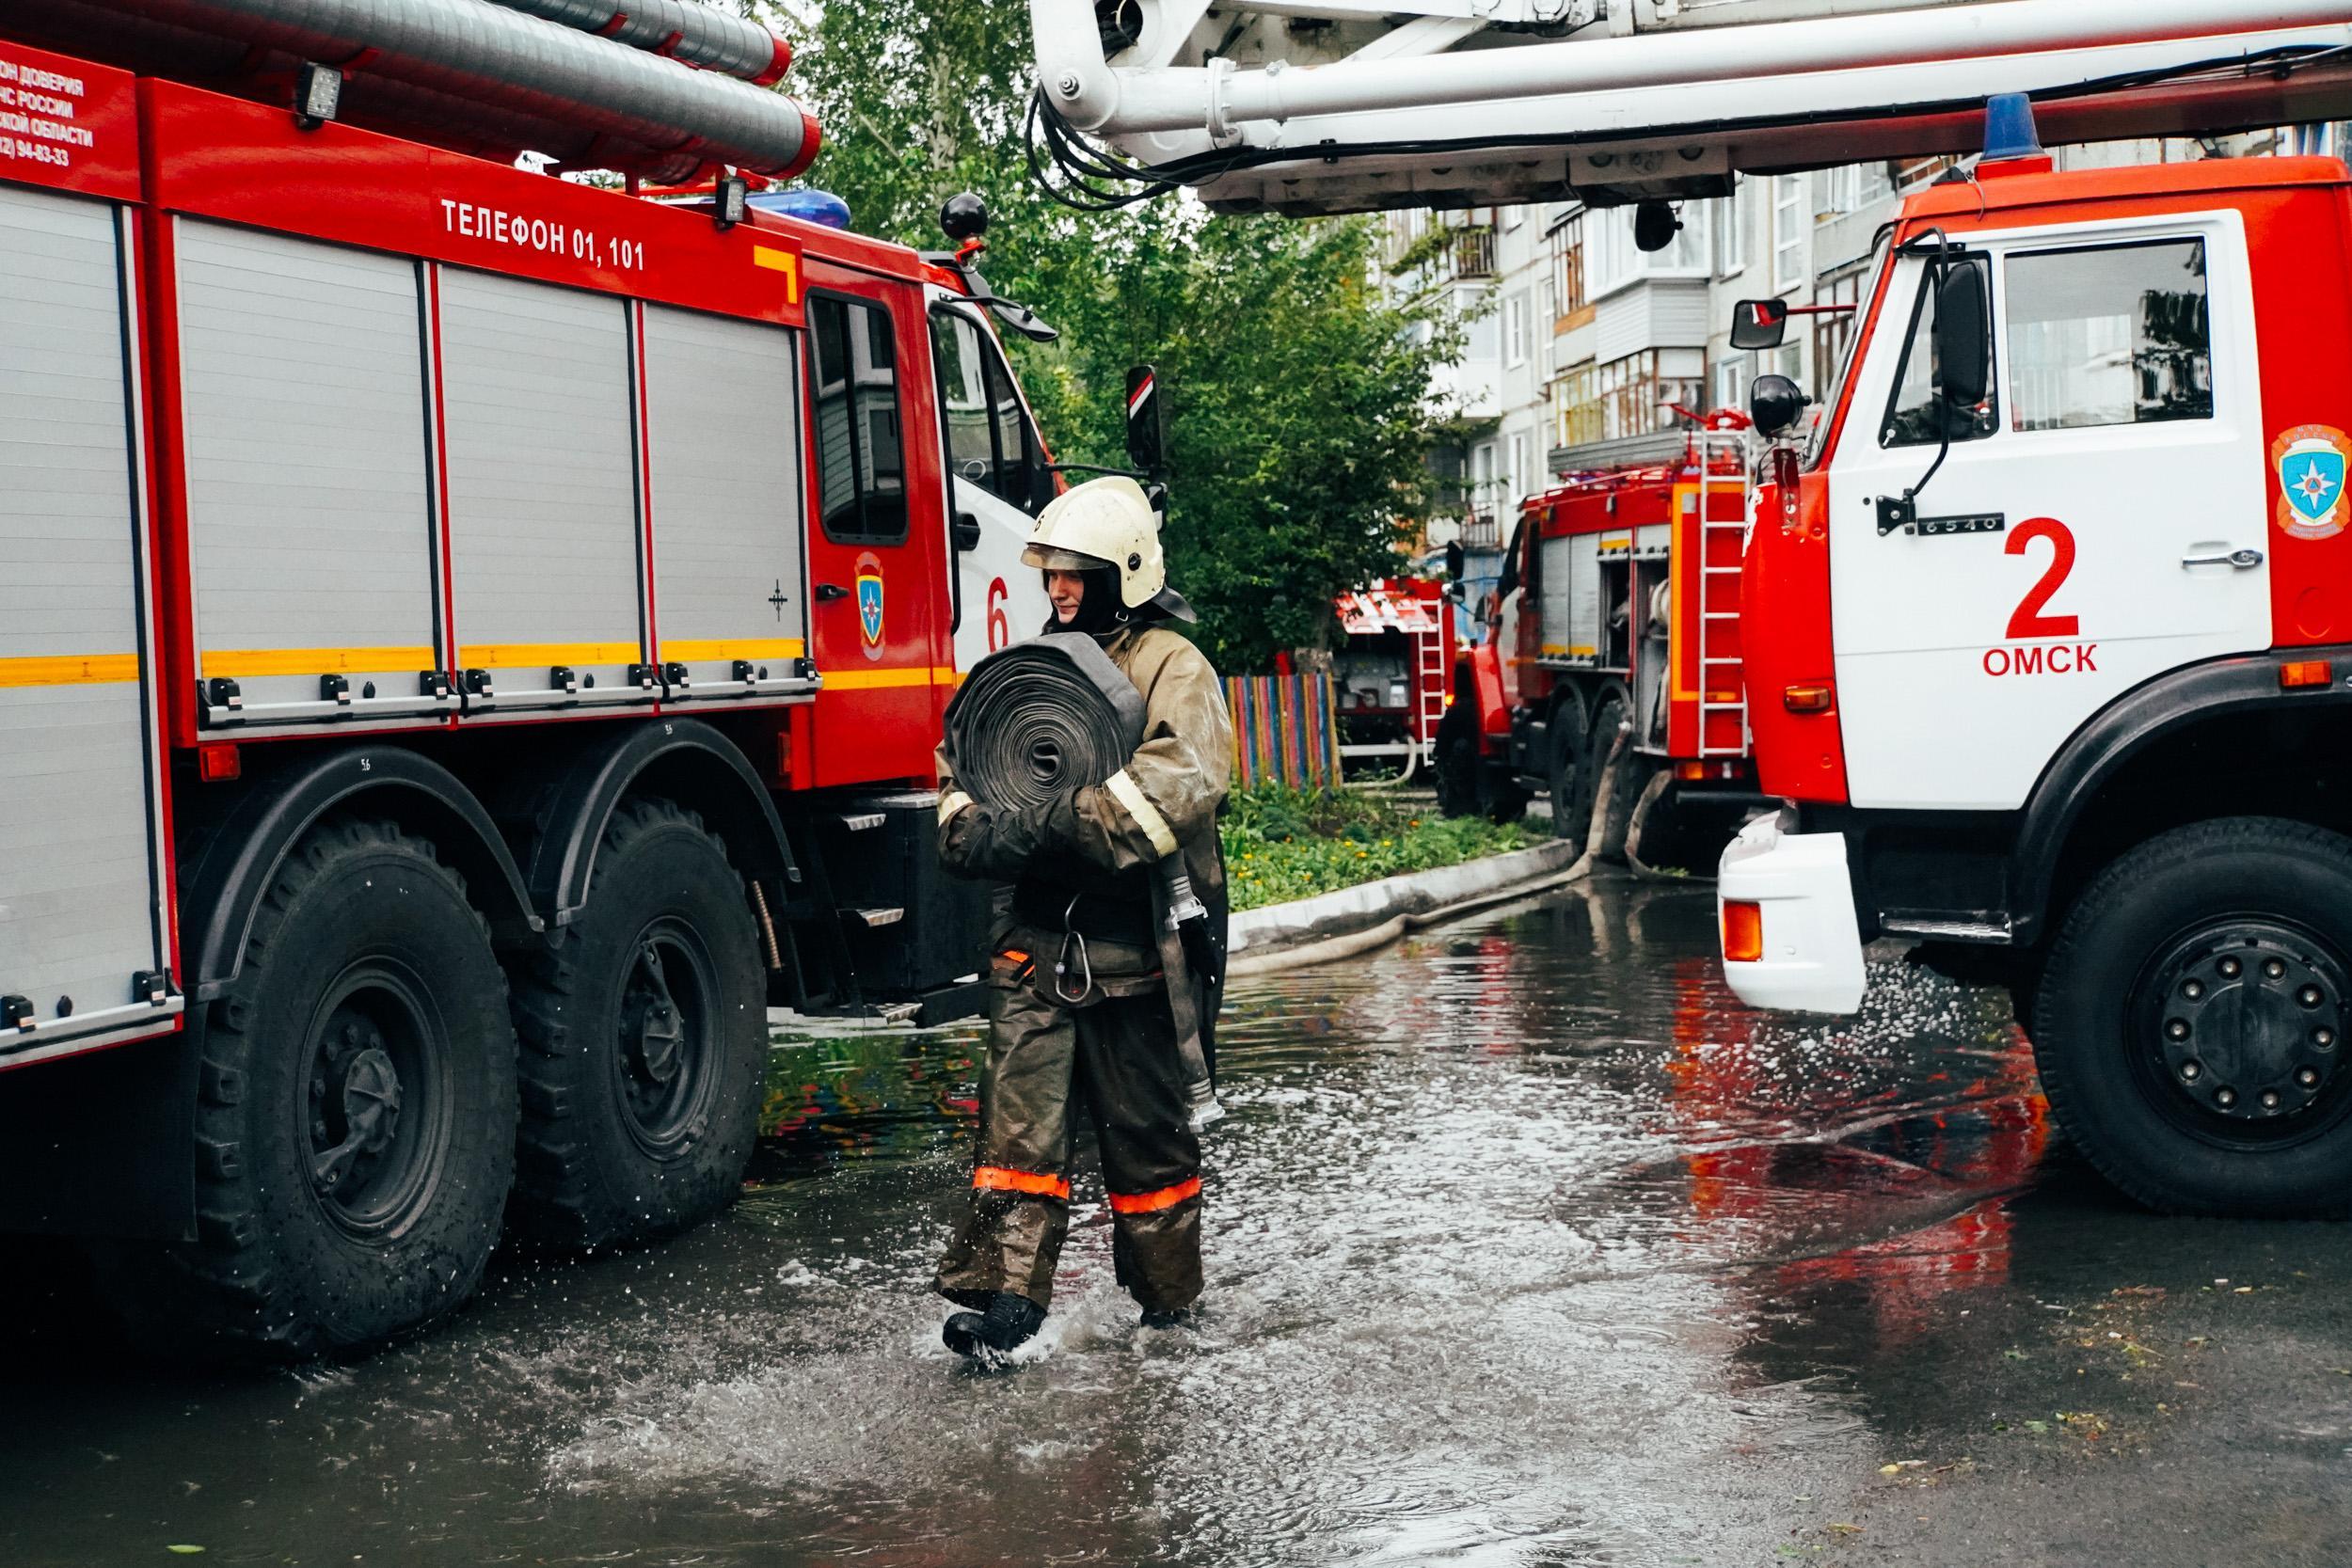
[1021,475,1196,623]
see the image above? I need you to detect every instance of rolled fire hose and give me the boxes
[944,633,1225,1131]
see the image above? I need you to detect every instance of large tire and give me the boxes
[1545,689,1593,844]
[1432,705,1479,819]
[2031,817,2352,1217]
[508,799,767,1246]
[1576,688,1657,862]
[111,818,518,1362]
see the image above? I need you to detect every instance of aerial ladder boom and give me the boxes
[1027,0,2352,214]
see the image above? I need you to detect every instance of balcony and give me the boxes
[1451,226,1497,279]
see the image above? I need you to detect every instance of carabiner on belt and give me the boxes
[1053,893,1093,1005]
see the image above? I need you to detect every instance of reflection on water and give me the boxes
[0,874,2285,1568]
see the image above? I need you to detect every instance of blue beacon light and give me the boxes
[746,189,853,230]
[1981,93,2044,163]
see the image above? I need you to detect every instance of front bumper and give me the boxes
[1717,813,1867,1014]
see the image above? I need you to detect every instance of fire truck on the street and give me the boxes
[1030,0,2352,1215]
[1431,418,1762,869]
[0,0,1127,1358]
[1331,577,1454,780]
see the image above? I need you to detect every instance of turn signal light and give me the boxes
[1723,900,1764,962]
[197,744,241,783]
[1783,684,1834,713]
[2280,659,2333,689]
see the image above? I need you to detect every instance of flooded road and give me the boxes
[7,875,2352,1565]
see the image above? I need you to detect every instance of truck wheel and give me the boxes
[508,799,766,1247]
[116,818,517,1362]
[1578,689,1656,861]
[1433,706,1479,818]
[2031,817,2352,1217]
[1546,690,1593,843]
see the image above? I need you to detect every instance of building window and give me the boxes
[1773,175,1805,292]
[1504,292,1528,368]
[1551,213,1587,315]
[1588,201,1709,299]
[1714,357,1744,416]
[1715,184,1745,278]
[1810,268,1865,401]
[1509,432,1531,498]
[1558,349,1708,447]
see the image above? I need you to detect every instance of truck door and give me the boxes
[803,272,947,784]
[926,298,1054,670]
[0,170,179,1057]
[1826,215,2268,810]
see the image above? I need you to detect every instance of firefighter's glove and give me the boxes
[939,793,1065,882]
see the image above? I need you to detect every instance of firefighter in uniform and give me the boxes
[931,476,1232,1363]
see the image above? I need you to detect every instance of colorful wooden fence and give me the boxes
[1224,673,1340,789]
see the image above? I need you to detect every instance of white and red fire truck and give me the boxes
[1029,0,2352,1214]
[1432,419,1761,865]
[0,0,1108,1356]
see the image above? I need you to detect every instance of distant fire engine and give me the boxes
[1331,578,1454,780]
[1433,420,1763,867]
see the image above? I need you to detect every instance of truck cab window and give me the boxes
[1882,254,1997,449]
[809,292,908,542]
[930,307,1045,514]
[2005,238,2212,433]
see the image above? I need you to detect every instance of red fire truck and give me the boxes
[1432,420,1763,865]
[1716,95,2352,1216]
[0,6,1111,1357]
[1331,577,1454,780]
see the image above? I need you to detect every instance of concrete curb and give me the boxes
[1226,837,1581,965]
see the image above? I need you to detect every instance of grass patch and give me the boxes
[1220,784,1536,912]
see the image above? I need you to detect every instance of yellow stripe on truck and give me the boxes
[457,642,640,668]
[201,646,435,679]
[0,653,140,688]
[820,666,961,690]
[660,638,805,662]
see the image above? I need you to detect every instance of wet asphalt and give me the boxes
[4,873,2350,1567]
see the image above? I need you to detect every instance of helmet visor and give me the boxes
[1023,544,1113,573]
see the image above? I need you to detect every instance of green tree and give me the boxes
[750,0,1460,672]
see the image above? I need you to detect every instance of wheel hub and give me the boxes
[2151,928,2344,1125]
[624,940,686,1089]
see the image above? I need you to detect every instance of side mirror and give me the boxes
[1729,298,1788,352]
[1125,364,1167,478]
[1748,373,1809,438]
[1931,261,1990,411]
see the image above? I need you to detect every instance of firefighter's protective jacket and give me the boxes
[934,624,1231,942]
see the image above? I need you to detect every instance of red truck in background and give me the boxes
[1331,578,1455,782]
[1432,417,1767,868]
[0,8,1114,1360]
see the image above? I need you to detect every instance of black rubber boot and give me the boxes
[1139,1306,1198,1331]
[943,1291,1046,1363]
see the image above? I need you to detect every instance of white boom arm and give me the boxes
[1028,0,2352,214]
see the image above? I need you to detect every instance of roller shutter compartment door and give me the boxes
[641,304,813,702]
[439,269,647,712]
[0,184,176,1053]
[175,222,444,726]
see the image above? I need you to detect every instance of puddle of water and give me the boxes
[7,875,2349,1567]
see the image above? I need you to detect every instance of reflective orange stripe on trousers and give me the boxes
[974,1165,1072,1200]
[1107,1176,1202,1215]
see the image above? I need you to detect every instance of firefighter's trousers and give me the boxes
[936,937,1203,1313]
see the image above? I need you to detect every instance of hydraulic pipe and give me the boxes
[1031,0,2352,137]
[479,0,794,86]
[8,0,819,182]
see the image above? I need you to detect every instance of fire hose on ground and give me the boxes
[943,634,1226,1131]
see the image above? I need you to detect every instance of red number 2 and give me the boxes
[2005,516,2079,640]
